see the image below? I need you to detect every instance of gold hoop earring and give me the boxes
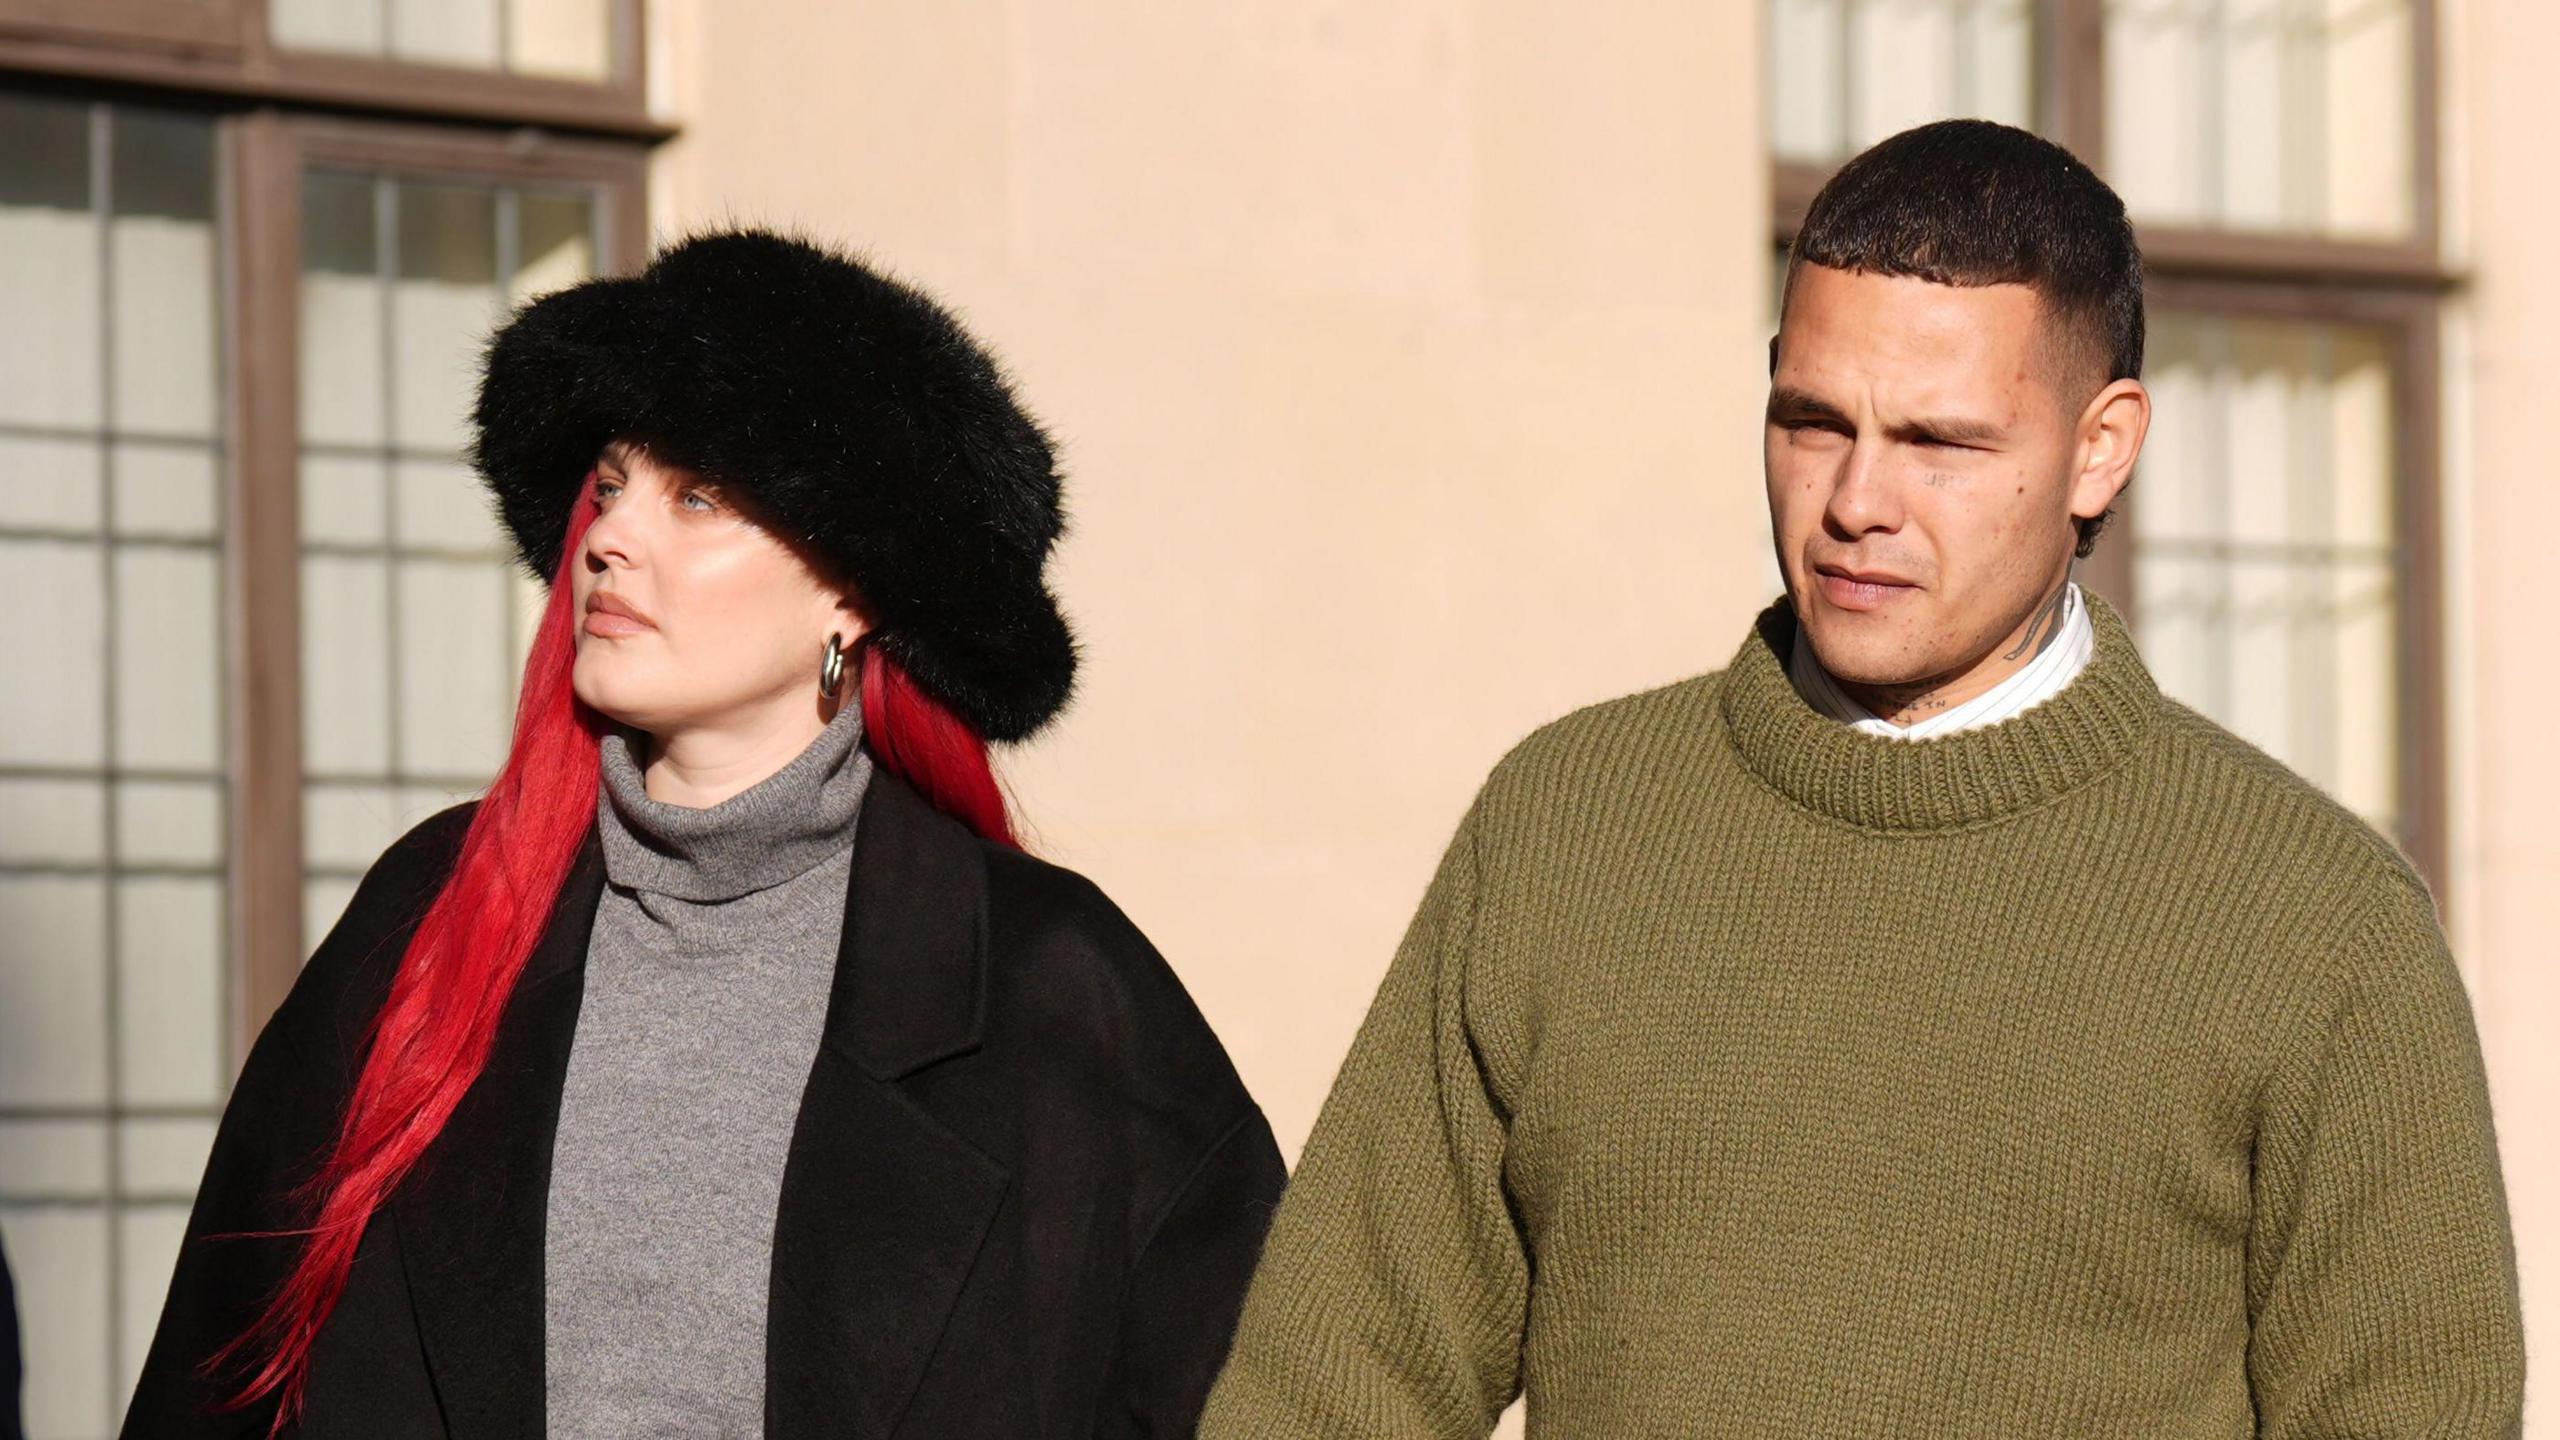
[819,632,848,701]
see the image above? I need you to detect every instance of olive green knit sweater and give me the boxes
[1200,593,2522,1439]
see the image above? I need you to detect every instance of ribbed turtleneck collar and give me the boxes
[595,697,874,901]
[1718,587,2162,832]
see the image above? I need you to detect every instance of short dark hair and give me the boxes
[1780,119,2145,556]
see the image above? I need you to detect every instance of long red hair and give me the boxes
[211,476,1016,1425]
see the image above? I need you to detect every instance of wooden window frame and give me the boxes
[226,111,650,1037]
[1769,0,2452,893]
[0,0,667,139]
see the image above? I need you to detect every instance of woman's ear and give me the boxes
[825,586,872,646]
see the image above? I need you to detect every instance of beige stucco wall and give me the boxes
[644,0,1776,1158]
[2445,0,2558,1425]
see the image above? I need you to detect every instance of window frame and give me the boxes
[227,110,649,1037]
[1768,0,2451,891]
[0,0,663,139]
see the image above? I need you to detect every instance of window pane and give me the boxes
[301,451,391,546]
[2104,0,2416,236]
[1769,0,2037,166]
[276,0,615,83]
[114,546,223,771]
[3,1208,110,1438]
[0,536,109,767]
[118,1205,194,1401]
[110,109,218,442]
[115,877,226,1107]
[304,781,401,872]
[115,780,225,867]
[112,441,220,541]
[0,432,103,532]
[393,455,504,552]
[0,779,105,865]
[0,1119,108,1198]
[301,552,393,773]
[392,0,501,69]
[396,555,513,776]
[393,182,498,452]
[2133,311,2400,833]
[0,875,109,1106]
[0,93,102,432]
[514,190,596,303]
[270,0,385,55]
[302,172,388,448]
[117,1119,216,1196]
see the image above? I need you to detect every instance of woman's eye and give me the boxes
[682,489,719,512]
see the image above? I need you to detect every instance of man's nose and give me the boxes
[1822,438,1903,537]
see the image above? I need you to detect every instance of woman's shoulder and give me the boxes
[978,843,1184,1008]
[975,842,1254,1104]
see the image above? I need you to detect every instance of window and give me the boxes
[1768,0,2448,887]
[2104,0,2419,238]
[0,8,654,1434]
[0,94,227,1440]
[1768,0,2038,168]
[2137,310,2407,834]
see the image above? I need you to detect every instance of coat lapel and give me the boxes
[394,820,605,1440]
[766,767,1012,1440]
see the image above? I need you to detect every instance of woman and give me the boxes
[124,230,1285,1439]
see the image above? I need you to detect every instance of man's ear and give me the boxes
[2070,378,2150,528]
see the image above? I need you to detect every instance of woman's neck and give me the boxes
[595,694,873,901]
[638,697,849,809]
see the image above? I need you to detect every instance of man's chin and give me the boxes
[1796,608,1929,688]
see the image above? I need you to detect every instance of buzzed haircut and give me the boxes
[1780,118,2145,554]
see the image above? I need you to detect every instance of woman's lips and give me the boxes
[582,610,654,637]
[1816,570,1916,612]
[583,588,656,637]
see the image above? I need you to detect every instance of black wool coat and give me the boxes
[121,764,1286,1439]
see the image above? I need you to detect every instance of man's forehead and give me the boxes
[1784,262,2048,336]
[1777,266,2058,400]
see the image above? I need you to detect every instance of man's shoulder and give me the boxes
[1475,669,1732,817]
[2146,694,2428,898]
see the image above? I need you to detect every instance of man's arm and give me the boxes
[1199,798,1529,1440]
[2246,873,2525,1437]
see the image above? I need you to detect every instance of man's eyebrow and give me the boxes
[1766,386,1851,425]
[1887,413,2007,446]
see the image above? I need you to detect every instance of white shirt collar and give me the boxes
[1787,582,2095,741]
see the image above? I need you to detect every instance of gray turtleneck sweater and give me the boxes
[545,696,874,1439]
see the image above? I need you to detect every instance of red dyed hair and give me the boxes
[213,475,1016,1426]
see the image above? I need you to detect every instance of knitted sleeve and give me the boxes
[2244,874,2525,1437]
[1197,797,1528,1440]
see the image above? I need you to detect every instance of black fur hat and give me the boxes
[470,227,1076,743]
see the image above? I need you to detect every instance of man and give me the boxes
[1199,119,2522,1437]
